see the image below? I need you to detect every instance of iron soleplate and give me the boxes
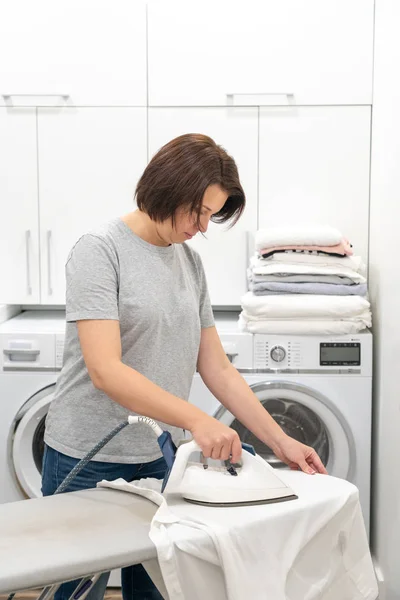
[184,494,298,507]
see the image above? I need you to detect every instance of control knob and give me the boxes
[270,346,286,363]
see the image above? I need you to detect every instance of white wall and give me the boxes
[369,1,400,597]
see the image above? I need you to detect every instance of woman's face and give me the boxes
[158,184,229,245]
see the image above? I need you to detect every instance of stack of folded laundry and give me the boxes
[240,225,372,335]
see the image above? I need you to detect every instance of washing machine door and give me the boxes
[214,380,354,479]
[11,384,55,498]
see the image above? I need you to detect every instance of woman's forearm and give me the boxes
[200,364,288,451]
[97,360,209,431]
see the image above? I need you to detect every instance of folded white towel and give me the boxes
[250,262,367,284]
[241,292,371,319]
[251,253,365,274]
[239,313,371,335]
[255,226,343,252]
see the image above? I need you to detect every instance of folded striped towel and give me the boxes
[251,253,365,274]
[249,262,367,284]
[258,238,353,257]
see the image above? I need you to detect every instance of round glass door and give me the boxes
[11,385,55,498]
[214,380,354,479]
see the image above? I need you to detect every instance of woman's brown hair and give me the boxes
[135,133,245,228]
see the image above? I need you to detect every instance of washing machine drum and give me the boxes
[12,386,55,498]
[214,381,353,478]
[232,397,329,468]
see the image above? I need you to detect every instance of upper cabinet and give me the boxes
[37,108,147,304]
[0,109,40,304]
[258,106,371,262]
[148,0,374,107]
[0,0,147,107]
[148,108,258,306]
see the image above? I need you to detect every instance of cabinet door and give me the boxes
[148,108,258,306]
[0,0,146,107]
[38,108,147,304]
[0,108,40,304]
[258,107,371,261]
[148,0,373,106]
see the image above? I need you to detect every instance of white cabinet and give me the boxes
[148,108,258,306]
[0,2,375,308]
[0,109,40,304]
[0,0,146,107]
[148,0,374,107]
[258,107,371,261]
[37,108,147,304]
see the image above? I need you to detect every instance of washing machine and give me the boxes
[189,314,373,535]
[0,310,66,503]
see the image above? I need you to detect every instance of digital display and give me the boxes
[320,343,360,365]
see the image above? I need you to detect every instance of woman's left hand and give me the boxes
[272,435,328,475]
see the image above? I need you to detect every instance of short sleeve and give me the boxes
[194,252,214,329]
[65,234,119,322]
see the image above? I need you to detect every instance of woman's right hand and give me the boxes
[189,416,242,463]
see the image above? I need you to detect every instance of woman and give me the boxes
[42,133,327,600]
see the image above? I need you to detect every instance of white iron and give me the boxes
[163,440,298,507]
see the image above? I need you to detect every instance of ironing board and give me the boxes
[0,487,161,594]
[0,478,378,600]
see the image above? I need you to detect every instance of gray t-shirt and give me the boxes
[44,217,214,463]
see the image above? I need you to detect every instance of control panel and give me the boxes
[253,332,371,375]
[320,342,360,366]
[254,337,302,370]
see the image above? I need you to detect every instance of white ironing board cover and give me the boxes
[0,488,158,593]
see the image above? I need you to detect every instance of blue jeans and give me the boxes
[41,444,167,600]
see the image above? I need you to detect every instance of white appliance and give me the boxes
[0,310,66,503]
[189,314,373,534]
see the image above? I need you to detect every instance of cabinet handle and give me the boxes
[245,230,254,290]
[47,230,53,296]
[226,92,294,105]
[2,93,70,107]
[25,230,32,296]
[2,93,69,98]
[227,92,294,96]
